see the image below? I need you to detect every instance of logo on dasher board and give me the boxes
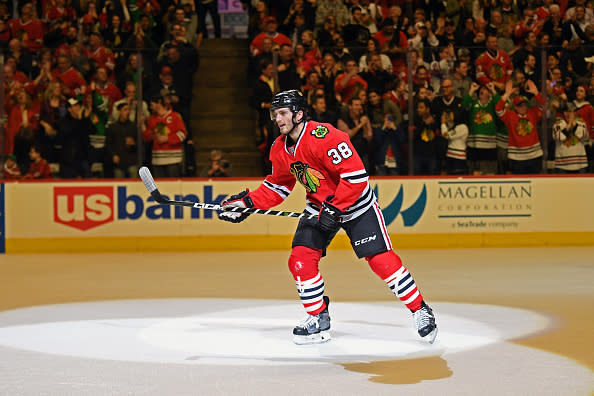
[54,186,114,231]
[53,185,226,231]
[436,180,533,218]
[374,184,427,227]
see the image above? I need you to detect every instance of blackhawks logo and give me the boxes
[564,134,579,147]
[516,118,533,136]
[488,64,504,80]
[155,122,169,136]
[290,161,325,193]
[474,109,493,125]
[421,127,435,142]
[311,125,329,138]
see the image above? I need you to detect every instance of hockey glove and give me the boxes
[317,198,343,234]
[218,189,254,223]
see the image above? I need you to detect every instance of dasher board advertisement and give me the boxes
[3,177,594,252]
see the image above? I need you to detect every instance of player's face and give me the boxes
[272,107,302,135]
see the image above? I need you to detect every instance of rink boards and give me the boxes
[2,176,594,253]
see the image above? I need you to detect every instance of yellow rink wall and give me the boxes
[2,176,594,253]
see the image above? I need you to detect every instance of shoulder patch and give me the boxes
[311,125,329,138]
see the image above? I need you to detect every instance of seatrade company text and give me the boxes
[449,219,520,230]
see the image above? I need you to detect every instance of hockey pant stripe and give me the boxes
[372,202,393,250]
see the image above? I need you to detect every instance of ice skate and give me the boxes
[293,296,331,345]
[413,301,438,343]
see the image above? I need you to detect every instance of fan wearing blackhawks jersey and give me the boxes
[218,90,437,345]
[142,94,187,178]
[496,79,544,174]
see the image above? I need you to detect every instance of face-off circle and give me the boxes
[0,299,549,365]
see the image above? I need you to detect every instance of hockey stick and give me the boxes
[138,167,317,219]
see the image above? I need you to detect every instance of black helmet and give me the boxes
[270,90,308,113]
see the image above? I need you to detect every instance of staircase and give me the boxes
[191,39,263,177]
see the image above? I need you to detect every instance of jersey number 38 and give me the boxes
[327,142,353,164]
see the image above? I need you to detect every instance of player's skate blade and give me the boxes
[293,330,331,345]
[423,326,438,344]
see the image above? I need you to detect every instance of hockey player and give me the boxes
[218,90,437,345]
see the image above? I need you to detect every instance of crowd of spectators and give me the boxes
[1,0,202,180]
[247,0,594,175]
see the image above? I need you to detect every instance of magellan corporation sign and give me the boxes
[436,180,533,219]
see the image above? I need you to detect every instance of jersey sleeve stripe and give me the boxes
[344,175,369,183]
[263,180,292,199]
[343,185,374,216]
[340,169,368,178]
[340,169,369,183]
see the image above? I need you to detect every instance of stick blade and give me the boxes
[139,166,157,193]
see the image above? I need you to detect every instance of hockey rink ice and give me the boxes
[0,247,592,395]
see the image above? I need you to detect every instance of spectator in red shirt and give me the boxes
[142,94,188,178]
[45,0,76,24]
[3,62,26,116]
[250,16,292,56]
[334,58,368,104]
[6,88,40,172]
[475,34,513,92]
[3,154,22,179]
[88,66,123,116]
[87,32,116,75]
[52,54,87,98]
[373,17,408,73]
[23,145,52,179]
[8,2,44,53]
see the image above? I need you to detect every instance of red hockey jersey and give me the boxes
[250,122,374,222]
[496,94,545,160]
[52,66,87,96]
[87,45,116,73]
[574,100,594,139]
[142,110,187,166]
[8,18,44,52]
[475,50,513,87]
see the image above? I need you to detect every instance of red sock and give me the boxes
[289,246,326,315]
